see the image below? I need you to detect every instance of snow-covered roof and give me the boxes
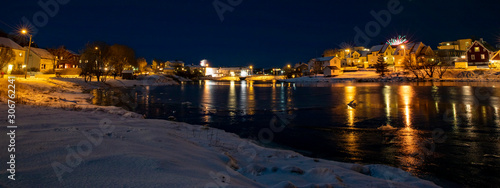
[370,45,384,52]
[315,56,334,62]
[30,47,55,59]
[379,44,390,53]
[360,51,370,57]
[0,37,22,49]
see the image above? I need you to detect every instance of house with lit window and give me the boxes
[367,42,434,70]
[367,44,397,67]
[438,39,472,51]
[308,56,344,74]
[0,37,26,74]
[48,47,80,69]
[26,47,56,73]
[346,50,370,68]
[489,51,500,68]
[466,40,497,66]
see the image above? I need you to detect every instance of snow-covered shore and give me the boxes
[0,77,440,187]
[283,70,500,83]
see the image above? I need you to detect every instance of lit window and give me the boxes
[471,55,475,60]
[475,47,480,52]
[481,54,485,59]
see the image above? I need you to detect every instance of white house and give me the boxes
[26,47,56,73]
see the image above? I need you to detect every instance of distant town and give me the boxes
[1,29,500,82]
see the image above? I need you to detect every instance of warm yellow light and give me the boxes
[401,45,405,49]
[287,64,291,68]
[21,29,28,34]
[95,47,99,50]
[249,66,253,69]
[345,49,350,52]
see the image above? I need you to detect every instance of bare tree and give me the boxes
[0,45,15,72]
[137,58,147,73]
[403,57,426,79]
[80,42,110,82]
[108,44,136,75]
[312,60,323,75]
[422,58,439,78]
[435,59,451,79]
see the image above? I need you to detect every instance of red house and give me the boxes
[466,40,497,66]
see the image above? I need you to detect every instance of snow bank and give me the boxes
[106,75,178,87]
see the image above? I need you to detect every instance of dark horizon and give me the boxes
[1,0,499,68]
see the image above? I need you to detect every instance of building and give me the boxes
[48,47,80,69]
[324,66,341,77]
[346,50,369,68]
[0,37,26,74]
[438,39,472,51]
[205,67,250,77]
[466,40,497,66]
[294,63,309,77]
[489,51,500,68]
[26,47,56,73]
[367,42,434,69]
[436,39,472,64]
[308,56,344,74]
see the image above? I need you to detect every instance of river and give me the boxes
[92,80,500,187]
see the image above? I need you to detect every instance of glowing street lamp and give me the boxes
[20,29,32,79]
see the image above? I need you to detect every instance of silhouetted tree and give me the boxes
[80,41,110,82]
[108,44,136,75]
[375,55,389,77]
[137,58,148,73]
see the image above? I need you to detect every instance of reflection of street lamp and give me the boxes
[21,29,32,79]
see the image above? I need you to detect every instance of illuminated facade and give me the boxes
[437,39,472,51]
[0,37,26,74]
[466,40,497,66]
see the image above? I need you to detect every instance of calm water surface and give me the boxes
[92,80,500,187]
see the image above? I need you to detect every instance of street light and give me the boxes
[20,29,32,79]
[345,49,352,66]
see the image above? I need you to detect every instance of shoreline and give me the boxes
[0,77,440,187]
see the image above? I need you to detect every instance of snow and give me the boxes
[0,77,440,187]
[106,75,179,87]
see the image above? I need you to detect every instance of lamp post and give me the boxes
[21,29,32,79]
[249,65,253,76]
[345,49,352,66]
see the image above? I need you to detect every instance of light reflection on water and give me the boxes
[92,81,500,187]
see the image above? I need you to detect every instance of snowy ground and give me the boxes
[0,77,440,187]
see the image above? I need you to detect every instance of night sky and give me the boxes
[1,0,499,68]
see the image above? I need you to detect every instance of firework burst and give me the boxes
[386,35,408,46]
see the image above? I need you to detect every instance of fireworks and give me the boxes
[386,35,408,46]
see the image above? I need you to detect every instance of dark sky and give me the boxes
[1,0,499,68]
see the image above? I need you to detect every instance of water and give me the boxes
[92,80,500,187]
